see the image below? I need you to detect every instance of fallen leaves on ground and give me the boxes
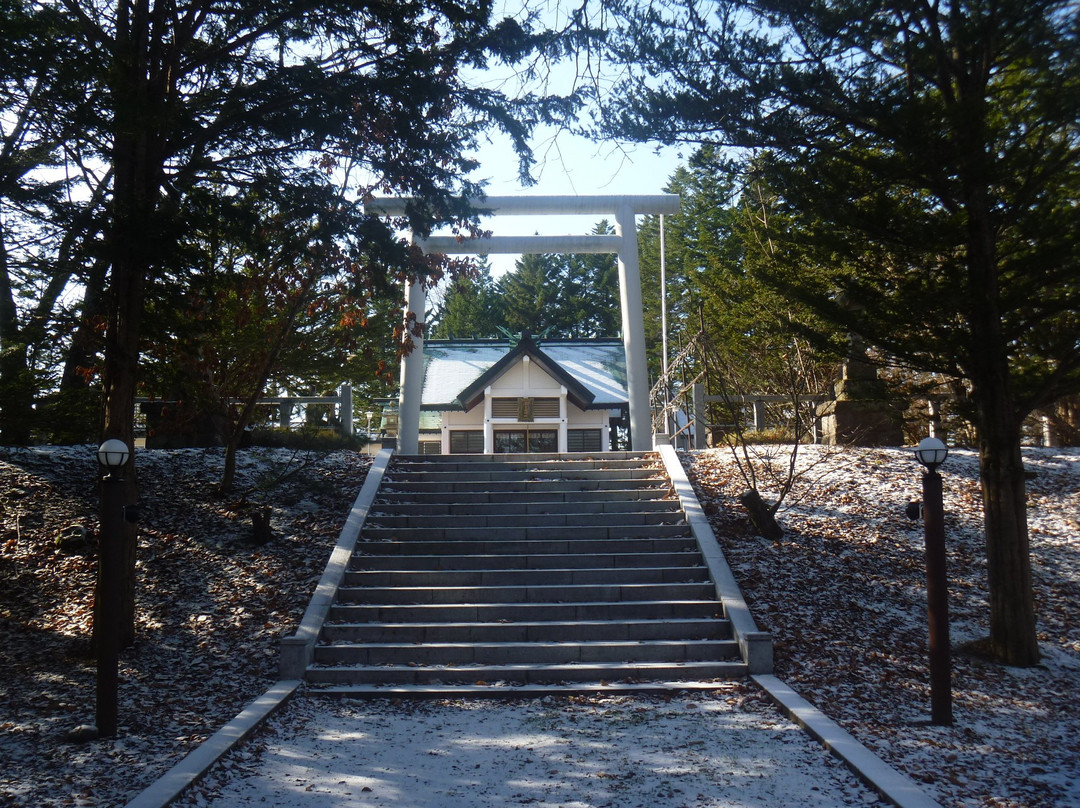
[0,445,370,808]
[684,444,1080,808]
[2,443,1077,807]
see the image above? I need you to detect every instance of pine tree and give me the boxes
[4,0,583,646]
[495,222,621,339]
[601,0,1080,664]
[430,259,504,339]
[498,252,564,335]
[563,221,621,338]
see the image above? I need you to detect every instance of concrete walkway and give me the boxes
[126,448,941,808]
[127,681,941,808]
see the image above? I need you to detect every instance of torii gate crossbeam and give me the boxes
[367,194,681,453]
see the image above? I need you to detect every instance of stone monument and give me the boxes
[816,331,904,445]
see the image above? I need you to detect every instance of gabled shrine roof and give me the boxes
[421,336,628,411]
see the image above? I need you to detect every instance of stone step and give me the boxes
[360,524,692,542]
[312,638,740,667]
[385,468,665,484]
[306,681,739,698]
[302,451,752,690]
[374,499,682,516]
[351,551,705,571]
[336,581,716,605]
[305,659,748,686]
[320,617,731,644]
[374,488,672,505]
[355,536,698,556]
[342,566,710,588]
[364,511,686,529]
[381,478,669,494]
[327,599,722,624]
[389,459,659,473]
[391,452,655,466]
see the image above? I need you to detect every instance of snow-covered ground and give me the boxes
[684,445,1080,808]
[173,688,885,808]
[3,444,1078,807]
[0,446,371,808]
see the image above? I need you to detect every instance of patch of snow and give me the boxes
[176,691,885,808]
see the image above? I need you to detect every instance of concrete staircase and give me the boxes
[304,452,748,694]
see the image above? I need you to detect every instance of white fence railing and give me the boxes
[137,384,354,437]
[654,381,828,449]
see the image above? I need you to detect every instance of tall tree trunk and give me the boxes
[60,260,109,390]
[964,179,1040,666]
[99,237,145,650]
[0,227,35,444]
[96,0,168,650]
[1050,395,1080,446]
[975,402,1039,666]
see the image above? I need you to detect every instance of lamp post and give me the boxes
[96,438,129,738]
[913,436,953,726]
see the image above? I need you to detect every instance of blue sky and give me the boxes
[451,125,686,276]
[428,0,690,277]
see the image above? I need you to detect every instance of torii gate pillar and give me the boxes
[613,201,652,451]
[370,194,680,453]
[397,278,426,455]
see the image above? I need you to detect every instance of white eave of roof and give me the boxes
[421,343,505,408]
[542,344,627,406]
[421,341,627,409]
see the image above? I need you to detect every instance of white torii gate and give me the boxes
[366,194,681,453]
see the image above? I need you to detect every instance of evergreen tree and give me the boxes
[2,0,584,645]
[637,155,731,380]
[637,147,838,426]
[563,221,621,338]
[0,2,98,443]
[498,252,565,335]
[429,259,504,339]
[601,0,1080,664]
[495,222,621,339]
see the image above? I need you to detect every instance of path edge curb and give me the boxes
[279,447,394,678]
[753,673,944,808]
[656,444,774,673]
[123,679,302,808]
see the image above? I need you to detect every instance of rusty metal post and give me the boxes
[96,465,125,736]
[922,468,953,725]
